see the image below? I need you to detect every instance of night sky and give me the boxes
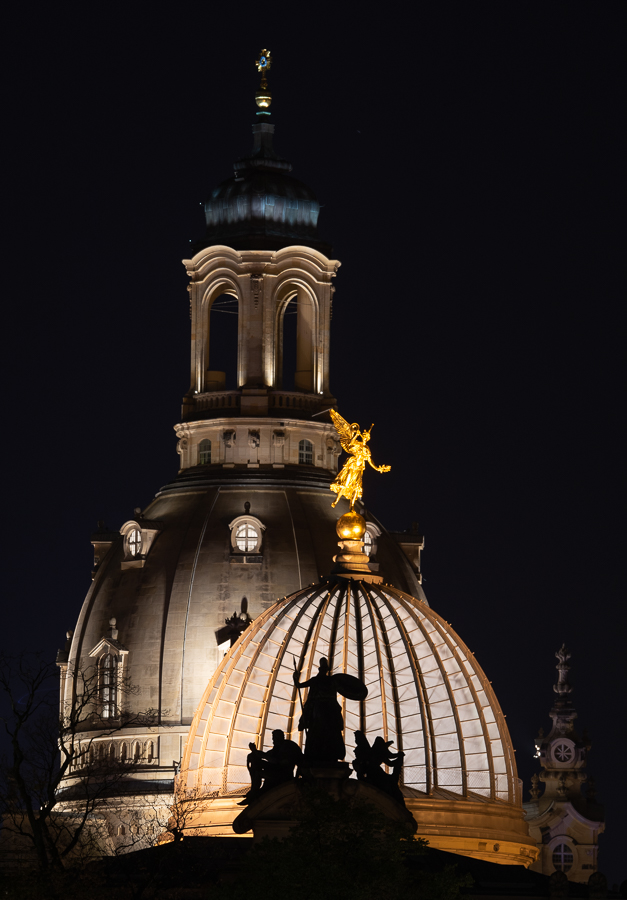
[2,5,625,885]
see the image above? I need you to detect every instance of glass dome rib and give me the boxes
[185,582,517,804]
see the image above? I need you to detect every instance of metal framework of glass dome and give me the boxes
[184,579,519,805]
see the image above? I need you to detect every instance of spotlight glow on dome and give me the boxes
[184,581,518,805]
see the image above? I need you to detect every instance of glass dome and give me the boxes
[184,579,518,805]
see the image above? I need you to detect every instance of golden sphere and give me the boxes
[255,91,272,109]
[336,510,366,540]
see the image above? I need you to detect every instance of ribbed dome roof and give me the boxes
[184,579,518,806]
[197,121,330,254]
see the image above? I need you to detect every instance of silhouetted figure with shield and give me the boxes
[293,657,368,764]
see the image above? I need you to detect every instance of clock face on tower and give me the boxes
[553,741,574,764]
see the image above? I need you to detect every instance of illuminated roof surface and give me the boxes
[185,580,518,805]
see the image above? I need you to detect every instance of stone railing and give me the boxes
[188,389,328,418]
[269,391,324,414]
[193,391,241,412]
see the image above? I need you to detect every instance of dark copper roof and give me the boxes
[196,121,331,254]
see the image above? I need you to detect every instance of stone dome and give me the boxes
[182,576,538,864]
[64,465,423,794]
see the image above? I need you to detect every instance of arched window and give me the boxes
[278,289,315,391]
[236,523,260,552]
[198,439,211,465]
[132,742,141,762]
[208,292,239,390]
[145,741,154,762]
[100,652,118,719]
[363,523,381,559]
[120,743,127,762]
[299,439,313,465]
[552,844,574,873]
[229,515,265,555]
[127,528,142,558]
[109,743,116,762]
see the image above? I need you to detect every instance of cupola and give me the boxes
[195,52,329,256]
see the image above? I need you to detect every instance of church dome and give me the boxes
[182,575,538,865]
[64,468,423,795]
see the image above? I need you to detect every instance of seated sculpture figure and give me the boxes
[241,729,303,805]
[353,730,406,806]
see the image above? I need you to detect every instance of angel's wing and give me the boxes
[330,409,355,453]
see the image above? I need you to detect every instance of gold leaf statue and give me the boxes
[329,409,391,509]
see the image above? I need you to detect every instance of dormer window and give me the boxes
[120,519,161,569]
[229,514,265,558]
[127,529,142,558]
[363,523,381,558]
[198,439,211,465]
[299,439,313,465]
[100,652,118,718]
[89,620,128,721]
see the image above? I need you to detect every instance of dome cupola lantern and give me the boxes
[178,51,342,467]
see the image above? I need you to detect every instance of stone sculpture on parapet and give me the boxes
[239,730,302,806]
[292,657,368,764]
[235,656,416,838]
[353,730,406,806]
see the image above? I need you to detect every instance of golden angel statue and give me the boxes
[329,409,391,509]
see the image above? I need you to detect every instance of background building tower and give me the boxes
[523,645,605,882]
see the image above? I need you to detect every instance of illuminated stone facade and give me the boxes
[59,85,541,870]
[58,104,424,829]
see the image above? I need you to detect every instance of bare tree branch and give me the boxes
[0,651,163,876]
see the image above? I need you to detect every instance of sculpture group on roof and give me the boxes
[240,656,408,810]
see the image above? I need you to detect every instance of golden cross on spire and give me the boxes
[254,49,272,111]
[255,49,272,90]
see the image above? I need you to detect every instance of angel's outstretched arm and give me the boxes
[368,458,391,472]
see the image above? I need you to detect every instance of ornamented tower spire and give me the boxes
[176,51,341,468]
[523,645,605,883]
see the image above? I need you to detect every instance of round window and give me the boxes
[552,843,573,873]
[554,742,574,763]
[128,529,142,557]
[236,523,259,553]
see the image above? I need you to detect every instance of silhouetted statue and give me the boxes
[240,730,303,805]
[215,597,252,647]
[353,730,406,805]
[293,658,367,764]
[243,742,265,804]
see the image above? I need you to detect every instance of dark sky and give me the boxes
[2,4,625,885]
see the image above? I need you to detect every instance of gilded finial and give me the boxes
[255,49,272,112]
[329,409,391,511]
